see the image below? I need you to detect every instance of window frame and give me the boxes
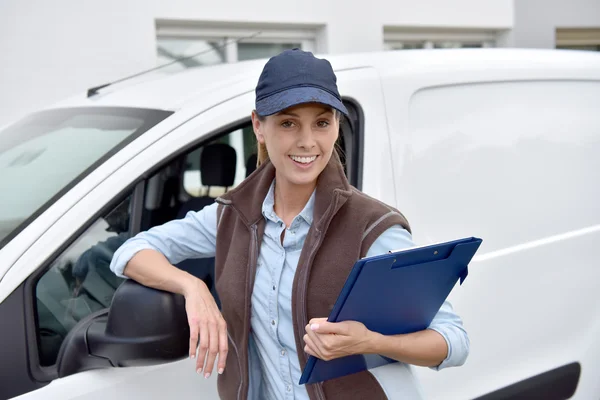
[337,99,364,190]
[23,181,144,382]
[556,28,600,51]
[155,19,319,64]
[383,27,498,50]
[0,282,48,398]
[21,118,252,383]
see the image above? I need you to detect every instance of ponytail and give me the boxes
[255,112,269,167]
[257,141,269,167]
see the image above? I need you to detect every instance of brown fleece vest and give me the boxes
[214,157,410,400]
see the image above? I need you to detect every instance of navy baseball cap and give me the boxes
[255,49,349,117]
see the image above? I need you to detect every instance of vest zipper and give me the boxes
[223,201,260,400]
[241,224,260,400]
[301,230,327,400]
[297,193,340,400]
[227,331,243,400]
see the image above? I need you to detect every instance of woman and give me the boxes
[110,49,469,400]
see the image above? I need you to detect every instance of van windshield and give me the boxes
[0,107,172,248]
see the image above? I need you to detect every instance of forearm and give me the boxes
[123,249,202,297]
[365,328,448,368]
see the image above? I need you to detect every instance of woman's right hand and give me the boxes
[183,278,228,378]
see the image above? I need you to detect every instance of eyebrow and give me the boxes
[277,109,333,118]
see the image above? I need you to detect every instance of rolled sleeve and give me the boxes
[110,202,219,278]
[366,225,470,371]
[427,301,470,370]
[111,241,154,279]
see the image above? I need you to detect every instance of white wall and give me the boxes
[509,0,600,48]
[0,0,512,127]
[0,0,157,127]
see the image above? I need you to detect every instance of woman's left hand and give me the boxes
[303,318,374,361]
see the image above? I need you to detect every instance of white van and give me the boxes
[0,48,599,400]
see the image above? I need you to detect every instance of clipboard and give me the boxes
[299,236,482,385]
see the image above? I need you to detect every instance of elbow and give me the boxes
[453,328,470,367]
[456,333,470,367]
[118,248,153,278]
[109,254,128,279]
[430,326,470,370]
[109,240,146,279]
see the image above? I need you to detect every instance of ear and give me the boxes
[251,110,266,144]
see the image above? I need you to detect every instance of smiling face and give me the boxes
[252,103,340,188]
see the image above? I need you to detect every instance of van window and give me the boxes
[0,107,172,249]
[182,126,256,198]
[33,122,251,367]
[403,80,600,252]
[35,196,130,366]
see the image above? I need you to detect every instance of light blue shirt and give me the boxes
[110,182,469,400]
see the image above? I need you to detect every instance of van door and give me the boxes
[2,64,391,399]
[0,92,262,399]
[1,93,263,399]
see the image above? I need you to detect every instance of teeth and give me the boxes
[290,155,317,164]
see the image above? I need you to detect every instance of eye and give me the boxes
[281,120,295,128]
[316,120,331,128]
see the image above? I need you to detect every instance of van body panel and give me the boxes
[382,62,600,399]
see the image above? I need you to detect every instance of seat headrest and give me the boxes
[245,153,258,178]
[200,143,237,187]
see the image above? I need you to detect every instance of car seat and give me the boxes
[175,143,237,307]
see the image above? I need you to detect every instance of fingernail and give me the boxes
[196,368,202,374]
[218,368,224,374]
[190,354,195,359]
[205,373,211,379]
[311,324,319,330]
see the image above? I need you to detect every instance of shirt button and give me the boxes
[286,385,292,392]
[271,320,276,326]
[272,285,276,291]
[281,349,286,356]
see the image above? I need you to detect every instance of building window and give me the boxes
[383,27,498,50]
[157,39,226,71]
[155,20,318,72]
[556,28,600,52]
[237,42,303,61]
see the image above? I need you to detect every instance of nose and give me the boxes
[297,124,316,150]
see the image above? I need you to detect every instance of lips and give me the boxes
[289,155,317,164]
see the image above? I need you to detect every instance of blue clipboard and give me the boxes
[299,236,482,385]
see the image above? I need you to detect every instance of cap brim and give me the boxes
[256,86,349,117]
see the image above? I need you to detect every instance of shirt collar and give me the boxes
[262,180,315,226]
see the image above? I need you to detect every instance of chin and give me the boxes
[276,157,328,186]
[281,166,323,186]
[288,173,320,187]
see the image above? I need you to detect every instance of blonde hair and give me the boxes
[254,108,342,167]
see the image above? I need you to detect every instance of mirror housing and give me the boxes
[57,280,189,378]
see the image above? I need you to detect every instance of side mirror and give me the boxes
[57,280,189,378]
